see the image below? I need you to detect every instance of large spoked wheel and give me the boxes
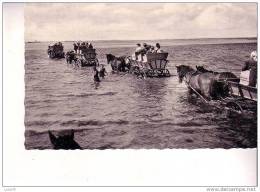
[132,66,141,76]
[225,101,243,118]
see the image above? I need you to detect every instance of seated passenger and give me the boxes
[89,43,93,49]
[134,43,143,60]
[147,46,155,53]
[143,43,152,53]
[73,43,78,53]
[155,43,163,53]
[135,43,142,53]
[77,41,80,53]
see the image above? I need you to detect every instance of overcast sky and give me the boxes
[25,3,257,41]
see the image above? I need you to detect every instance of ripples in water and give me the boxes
[24,41,257,149]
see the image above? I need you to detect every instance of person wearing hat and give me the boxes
[73,42,78,54]
[155,43,163,53]
[135,43,142,53]
[134,43,143,60]
[143,43,152,53]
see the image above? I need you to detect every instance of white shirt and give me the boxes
[155,48,163,53]
[135,46,142,52]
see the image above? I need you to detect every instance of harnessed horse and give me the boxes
[176,65,238,100]
[106,54,130,72]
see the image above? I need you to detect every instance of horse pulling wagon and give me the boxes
[47,43,65,59]
[176,65,257,118]
[129,52,171,78]
[66,48,99,67]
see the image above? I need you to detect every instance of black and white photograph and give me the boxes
[23,3,257,150]
[2,1,258,189]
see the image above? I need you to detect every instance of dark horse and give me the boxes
[176,65,239,100]
[196,65,239,82]
[48,130,82,150]
[196,65,239,97]
[106,54,130,72]
[65,50,77,64]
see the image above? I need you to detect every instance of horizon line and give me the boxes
[25,36,257,43]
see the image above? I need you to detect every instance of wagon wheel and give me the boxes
[132,66,141,76]
[156,69,164,77]
[146,69,154,77]
[129,65,137,74]
[225,101,243,118]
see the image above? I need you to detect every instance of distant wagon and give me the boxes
[67,48,99,67]
[47,43,65,59]
[129,52,170,78]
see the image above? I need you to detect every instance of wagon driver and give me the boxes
[242,50,257,87]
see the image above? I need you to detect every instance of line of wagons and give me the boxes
[47,43,257,117]
[48,42,171,77]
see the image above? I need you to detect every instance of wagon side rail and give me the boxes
[228,81,257,102]
[147,52,169,70]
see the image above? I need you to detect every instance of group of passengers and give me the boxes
[48,42,64,52]
[73,41,94,54]
[133,42,163,62]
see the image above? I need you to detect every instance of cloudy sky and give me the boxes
[25,3,257,41]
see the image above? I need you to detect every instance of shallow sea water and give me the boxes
[24,39,257,149]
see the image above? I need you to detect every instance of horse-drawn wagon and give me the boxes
[129,52,171,78]
[66,48,99,67]
[176,65,257,117]
[47,43,65,59]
